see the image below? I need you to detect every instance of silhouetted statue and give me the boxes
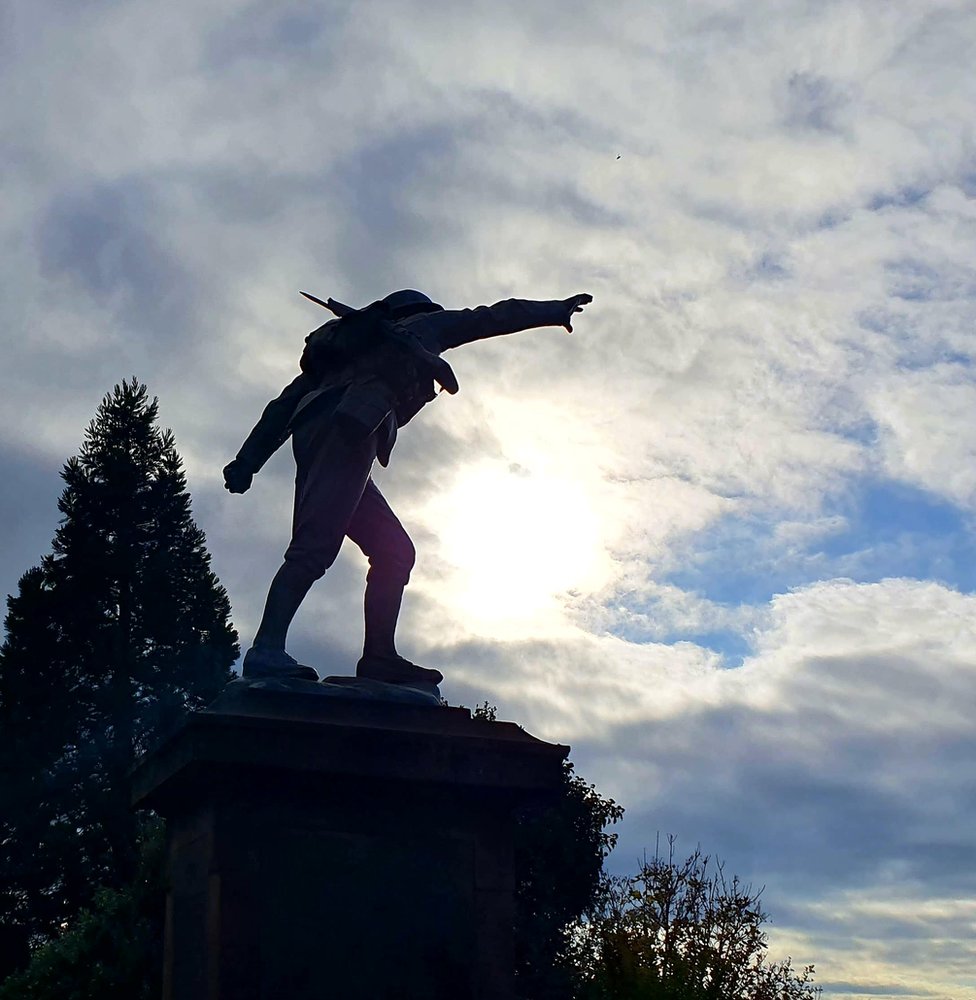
[224,289,593,687]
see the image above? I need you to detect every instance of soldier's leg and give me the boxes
[345,479,416,657]
[346,481,442,685]
[249,416,376,658]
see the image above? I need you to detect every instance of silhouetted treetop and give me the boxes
[0,378,237,980]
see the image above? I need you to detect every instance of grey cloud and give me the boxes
[443,93,630,229]
[748,251,792,281]
[816,983,937,998]
[613,733,952,889]
[677,192,768,234]
[773,896,950,945]
[465,88,623,153]
[783,72,850,133]
[38,178,201,341]
[183,166,322,227]
[202,3,344,70]
[0,446,64,608]
[868,186,930,212]
[616,656,973,890]
[886,257,976,303]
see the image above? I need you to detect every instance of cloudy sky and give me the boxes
[3,1,976,995]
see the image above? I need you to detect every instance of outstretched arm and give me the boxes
[223,373,312,493]
[415,294,593,352]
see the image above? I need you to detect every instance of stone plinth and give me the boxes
[131,682,568,1000]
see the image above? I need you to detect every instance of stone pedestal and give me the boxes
[131,682,568,1000]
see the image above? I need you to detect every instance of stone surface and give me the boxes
[131,689,568,1000]
[215,674,443,709]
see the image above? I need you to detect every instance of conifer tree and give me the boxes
[0,379,237,979]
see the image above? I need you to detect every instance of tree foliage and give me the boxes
[516,758,625,999]
[0,379,237,979]
[0,820,166,1000]
[568,838,821,1000]
[473,702,626,1000]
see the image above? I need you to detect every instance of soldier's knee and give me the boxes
[388,533,416,583]
[283,552,327,581]
[370,532,415,584]
[284,539,342,581]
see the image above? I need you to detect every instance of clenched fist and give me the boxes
[223,460,253,494]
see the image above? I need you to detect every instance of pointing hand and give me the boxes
[561,293,593,332]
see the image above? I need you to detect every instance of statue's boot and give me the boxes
[242,646,319,682]
[359,570,441,685]
[246,560,321,682]
[357,653,443,687]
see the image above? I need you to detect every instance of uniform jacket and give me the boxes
[233,298,570,473]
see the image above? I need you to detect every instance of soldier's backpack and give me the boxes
[298,301,459,436]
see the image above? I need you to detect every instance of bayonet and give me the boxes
[300,290,355,317]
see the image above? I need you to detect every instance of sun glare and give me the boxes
[425,460,605,635]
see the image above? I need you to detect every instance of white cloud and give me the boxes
[870,365,976,509]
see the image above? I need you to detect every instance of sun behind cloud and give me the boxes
[425,458,606,636]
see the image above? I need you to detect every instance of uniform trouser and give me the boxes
[255,411,415,652]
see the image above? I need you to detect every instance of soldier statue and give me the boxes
[223,288,593,687]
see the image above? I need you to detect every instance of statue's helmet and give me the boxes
[381,289,443,319]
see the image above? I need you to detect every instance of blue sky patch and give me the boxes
[661,477,974,611]
[822,479,976,592]
[664,513,815,607]
[681,629,752,666]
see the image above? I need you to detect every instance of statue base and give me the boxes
[215,673,443,708]
[131,685,567,1000]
